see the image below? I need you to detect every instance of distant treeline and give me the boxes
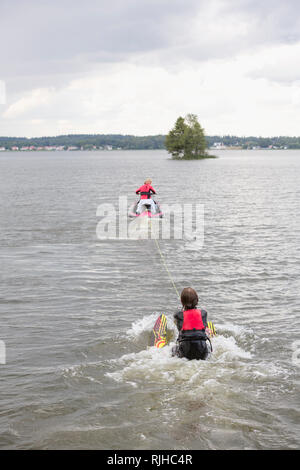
[0,134,166,150]
[206,135,300,149]
[1,134,300,149]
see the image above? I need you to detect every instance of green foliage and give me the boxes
[165,116,186,158]
[165,114,211,159]
[0,134,166,150]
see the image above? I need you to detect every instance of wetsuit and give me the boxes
[172,308,209,360]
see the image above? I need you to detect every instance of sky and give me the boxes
[0,0,300,137]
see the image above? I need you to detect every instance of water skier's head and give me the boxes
[181,287,199,310]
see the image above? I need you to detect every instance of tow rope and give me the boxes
[149,217,217,339]
[147,216,180,299]
[153,235,180,300]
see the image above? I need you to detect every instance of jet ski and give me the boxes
[128,198,164,218]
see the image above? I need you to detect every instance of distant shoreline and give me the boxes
[1,133,300,151]
[0,147,298,153]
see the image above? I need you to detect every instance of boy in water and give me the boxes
[135,178,157,214]
[172,287,211,360]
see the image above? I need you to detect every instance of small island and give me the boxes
[165,114,216,160]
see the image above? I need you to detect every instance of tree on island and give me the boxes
[165,114,214,159]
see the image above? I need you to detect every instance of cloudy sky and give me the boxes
[1,0,300,137]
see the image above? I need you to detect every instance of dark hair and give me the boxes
[181,287,198,310]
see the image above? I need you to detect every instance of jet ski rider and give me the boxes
[135,178,157,214]
[172,287,212,360]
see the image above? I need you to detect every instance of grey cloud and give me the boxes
[185,0,300,64]
[0,0,199,79]
[222,0,300,45]
[249,62,300,85]
[1,0,300,96]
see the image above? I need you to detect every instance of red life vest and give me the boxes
[182,309,205,331]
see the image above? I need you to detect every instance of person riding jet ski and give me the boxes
[172,287,212,360]
[135,178,157,214]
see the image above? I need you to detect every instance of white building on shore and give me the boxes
[212,142,226,150]
[67,146,79,151]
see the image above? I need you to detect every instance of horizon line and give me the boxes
[1,132,300,139]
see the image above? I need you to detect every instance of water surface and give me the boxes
[0,149,299,449]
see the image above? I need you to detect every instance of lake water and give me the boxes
[0,149,299,450]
